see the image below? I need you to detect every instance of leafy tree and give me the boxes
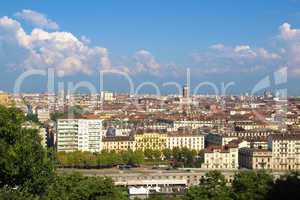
[44,173,127,200]
[144,149,155,160]
[0,188,39,200]
[0,106,54,195]
[147,195,182,200]
[50,112,65,121]
[172,147,182,161]
[184,171,232,200]
[162,148,172,160]
[25,113,39,123]
[130,150,144,165]
[232,170,273,200]
[152,149,162,161]
[268,172,300,200]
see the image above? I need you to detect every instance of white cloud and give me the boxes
[15,9,59,30]
[134,49,160,74]
[209,43,224,50]
[279,22,300,41]
[0,16,111,75]
[191,43,281,74]
[234,45,251,52]
[279,22,300,75]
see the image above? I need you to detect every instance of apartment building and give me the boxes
[239,148,272,170]
[268,134,300,170]
[173,119,213,130]
[167,132,205,151]
[202,145,239,169]
[0,92,12,107]
[135,131,167,151]
[56,118,102,152]
[100,91,115,102]
[102,135,136,152]
[36,108,50,123]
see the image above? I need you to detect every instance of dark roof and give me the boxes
[270,133,300,140]
[102,136,134,142]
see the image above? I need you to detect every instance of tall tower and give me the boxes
[183,85,189,99]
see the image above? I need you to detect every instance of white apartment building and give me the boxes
[36,108,50,123]
[268,134,300,171]
[167,133,205,152]
[100,91,115,102]
[57,118,102,152]
[202,145,239,169]
[173,120,213,131]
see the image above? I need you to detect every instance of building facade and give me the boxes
[102,136,136,152]
[239,148,272,170]
[269,134,300,170]
[135,132,167,151]
[167,133,204,151]
[57,118,102,152]
[202,145,239,169]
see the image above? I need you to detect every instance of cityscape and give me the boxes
[1,1,300,200]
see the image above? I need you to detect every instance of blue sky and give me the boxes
[1,0,300,95]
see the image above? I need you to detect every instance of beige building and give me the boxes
[269,134,300,171]
[135,131,167,151]
[100,91,115,102]
[37,108,50,123]
[202,145,239,169]
[102,136,136,152]
[239,148,272,170]
[167,133,204,151]
[0,92,12,107]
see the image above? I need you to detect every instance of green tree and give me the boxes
[152,149,162,161]
[144,149,155,160]
[232,170,273,200]
[0,106,54,195]
[268,172,300,200]
[162,148,172,160]
[0,188,39,200]
[131,150,144,165]
[184,171,232,200]
[44,173,127,200]
[25,113,39,123]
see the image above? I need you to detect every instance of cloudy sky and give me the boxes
[1,0,300,95]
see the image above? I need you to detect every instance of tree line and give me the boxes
[57,150,144,168]
[56,147,202,168]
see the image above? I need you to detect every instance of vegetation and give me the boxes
[44,173,127,200]
[0,105,128,199]
[184,171,232,200]
[183,170,300,200]
[0,106,54,195]
[57,149,144,168]
[25,113,40,123]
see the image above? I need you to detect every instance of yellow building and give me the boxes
[0,92,12,107]
[134,131,167,151]
[102,136,136,152]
